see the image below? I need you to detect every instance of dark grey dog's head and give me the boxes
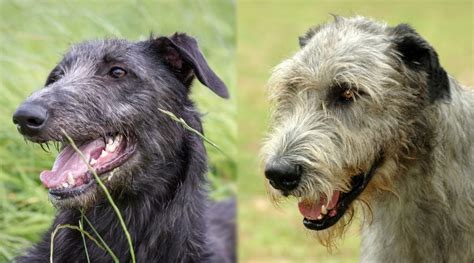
[13,33,228,208]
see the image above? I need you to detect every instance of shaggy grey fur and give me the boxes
[262,16,473,262]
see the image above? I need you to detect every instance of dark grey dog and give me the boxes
[13,33,235,262]
[262,16,473,262]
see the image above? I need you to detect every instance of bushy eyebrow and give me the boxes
[102,53,127,64]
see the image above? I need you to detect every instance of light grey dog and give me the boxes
[261,16,474,262]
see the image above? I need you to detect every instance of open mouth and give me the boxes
[39,133,136,200]
[298,156,383,231]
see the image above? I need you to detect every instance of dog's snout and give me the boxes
[13,103,48,136]
[265,162,302,192]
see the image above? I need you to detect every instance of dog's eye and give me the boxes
[341,89,355,101]
[331,83,365,107]
[45,73,62,86]
[109,67,127,79]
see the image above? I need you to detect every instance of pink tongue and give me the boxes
[298,191,340,219]
[40,139,105,188]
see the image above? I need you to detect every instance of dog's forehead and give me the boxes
[298,18,390,65]
[269,17,400,98]
[60,39,138,68]
[273,18,395,88]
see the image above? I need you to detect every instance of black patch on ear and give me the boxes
[299,15,342,48]
[391,24,450,102]
[153,33,229,99]
[298,25,322,48]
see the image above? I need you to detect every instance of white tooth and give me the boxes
[62,182,69,188]
[108,135,121,151]
[321,205,328,215]
[317,215,323,220]
[100,150,108,158]
[107,137,113,145]
[110,143,118,152]
[108,170,115,181]
[67,173,75,185]
[90,158,97,165]
[106,143,117,153]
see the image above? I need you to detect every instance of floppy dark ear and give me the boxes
[391,24,450,102]
[298,25,322,48]
[154,33,229,99]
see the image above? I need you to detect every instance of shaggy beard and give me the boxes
[265,158,401,250]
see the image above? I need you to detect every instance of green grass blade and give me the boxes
[50,224,106,263]
[158,108,227,156]
[81,210,119,263]
[78,215,91,263]
[62,130,136,263]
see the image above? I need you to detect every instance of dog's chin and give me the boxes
[295,156,384,231]
[36,133,137,208]
[49,180,100,209]
[48,168,130,209]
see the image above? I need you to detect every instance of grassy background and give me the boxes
[237,1,473,262]
[0,0,235,261]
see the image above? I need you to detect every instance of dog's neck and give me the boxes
[86,124,212,262]
[361,82,474,262]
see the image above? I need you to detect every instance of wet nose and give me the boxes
[265,162,302,192]
[12,103,48,136]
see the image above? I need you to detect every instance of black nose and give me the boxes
[265,162,302,192]
[12,103,48,136]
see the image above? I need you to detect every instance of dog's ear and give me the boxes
[154,33,229,99]
[391,24,450,102]
[298,26,322,48]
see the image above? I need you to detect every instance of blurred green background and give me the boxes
[237,1,473,262]
[0,0,235,261]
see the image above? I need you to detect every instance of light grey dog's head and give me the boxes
[261,16,450,245]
